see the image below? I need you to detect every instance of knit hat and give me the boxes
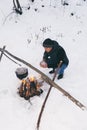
[43,38,53,47]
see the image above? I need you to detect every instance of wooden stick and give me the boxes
[0,45,6,61]
[36,61,62,130]
[4,52,21,66]
[0,48,86,111]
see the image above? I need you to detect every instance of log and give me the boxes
[0,48,86,110]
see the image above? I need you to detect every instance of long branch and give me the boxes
[0,48,86,111]
[36,61,62,130]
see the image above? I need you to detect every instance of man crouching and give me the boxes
[40,38,69,79]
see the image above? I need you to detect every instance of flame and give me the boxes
[29,76,35,82]
[22,79,26,84]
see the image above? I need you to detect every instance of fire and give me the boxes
[22,79,26,84]
[29,76,36,82]
[21,76,36,86]
[18,75,43,100]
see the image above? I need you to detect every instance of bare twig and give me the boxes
[3,11,15,25]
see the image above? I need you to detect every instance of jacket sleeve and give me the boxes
[57,47,69,65]
[57,48,65,60]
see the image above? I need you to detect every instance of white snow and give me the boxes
[0,0,87,130]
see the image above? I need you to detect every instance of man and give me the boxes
[40,38,69,79]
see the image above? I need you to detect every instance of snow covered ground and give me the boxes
[0,0,87,130]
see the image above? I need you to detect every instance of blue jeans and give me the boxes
[57,63,67,75]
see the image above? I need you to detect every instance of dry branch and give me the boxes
[0,48,86,111]
[36,61,62,130]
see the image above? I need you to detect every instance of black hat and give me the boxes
[43,38,53,47]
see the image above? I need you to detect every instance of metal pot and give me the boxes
[15,67,28,80]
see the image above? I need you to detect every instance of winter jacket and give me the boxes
[43,41,69,68]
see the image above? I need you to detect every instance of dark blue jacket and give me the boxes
[43,41,69,68]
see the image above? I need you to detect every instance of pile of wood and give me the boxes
[18,76,43,100]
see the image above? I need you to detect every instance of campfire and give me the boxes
[15,67,43,100]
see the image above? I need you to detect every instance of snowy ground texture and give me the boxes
[0,0,87,130]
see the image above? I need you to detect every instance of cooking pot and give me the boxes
[15,67,28,80]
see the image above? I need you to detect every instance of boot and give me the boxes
[57,74,63,80]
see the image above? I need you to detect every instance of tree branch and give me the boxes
[0,48,86,111]
[36,61,62,130]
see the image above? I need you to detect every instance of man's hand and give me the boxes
[40,61,47,68]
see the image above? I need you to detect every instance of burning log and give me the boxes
[19,77,43,100]
[15,68,43,100]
